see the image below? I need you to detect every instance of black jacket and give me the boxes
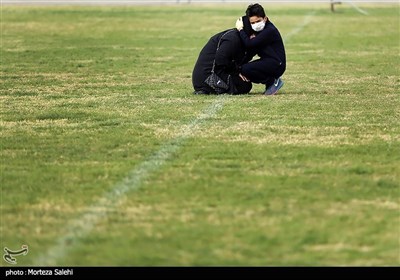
[239,20,286,67]
[192,29,252,94]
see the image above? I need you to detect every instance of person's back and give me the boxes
[192,28,252,95]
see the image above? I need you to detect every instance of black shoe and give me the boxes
[193,90,209,95]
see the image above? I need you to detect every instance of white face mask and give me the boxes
[251,21,265,32]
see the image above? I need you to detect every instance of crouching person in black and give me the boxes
[192,18,253,95]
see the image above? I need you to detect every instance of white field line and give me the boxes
[345,1,370,15]
[283,10,317,44]
[34,95,226,265]
[33,10,316,266]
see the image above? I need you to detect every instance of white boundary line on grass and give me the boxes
[283,10,316,44]
[34,11,316,266]
[34,95,226,265]
[346,1,370,15]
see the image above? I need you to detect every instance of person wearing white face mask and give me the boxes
[251,20,266,33]
[236,3,286,95]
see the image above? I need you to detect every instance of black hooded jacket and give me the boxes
[192,29,252,94]
[239,20,286,67]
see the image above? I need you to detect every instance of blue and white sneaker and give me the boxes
[264,78,284,95]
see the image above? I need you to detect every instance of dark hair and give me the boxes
[246,3,266,18]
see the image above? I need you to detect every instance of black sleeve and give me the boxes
[239,27,277,49]
[243,49,256,64]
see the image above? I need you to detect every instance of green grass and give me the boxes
[1,4,399,266]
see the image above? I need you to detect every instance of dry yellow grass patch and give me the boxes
[199,122,357,146]
[306,243,372,253]
[325,199,399,216]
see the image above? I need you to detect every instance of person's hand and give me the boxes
[235,17,243,31]
[239,73,250,82]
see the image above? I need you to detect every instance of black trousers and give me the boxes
[241,58,286,88]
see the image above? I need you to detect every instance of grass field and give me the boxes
[1,3,399,266]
